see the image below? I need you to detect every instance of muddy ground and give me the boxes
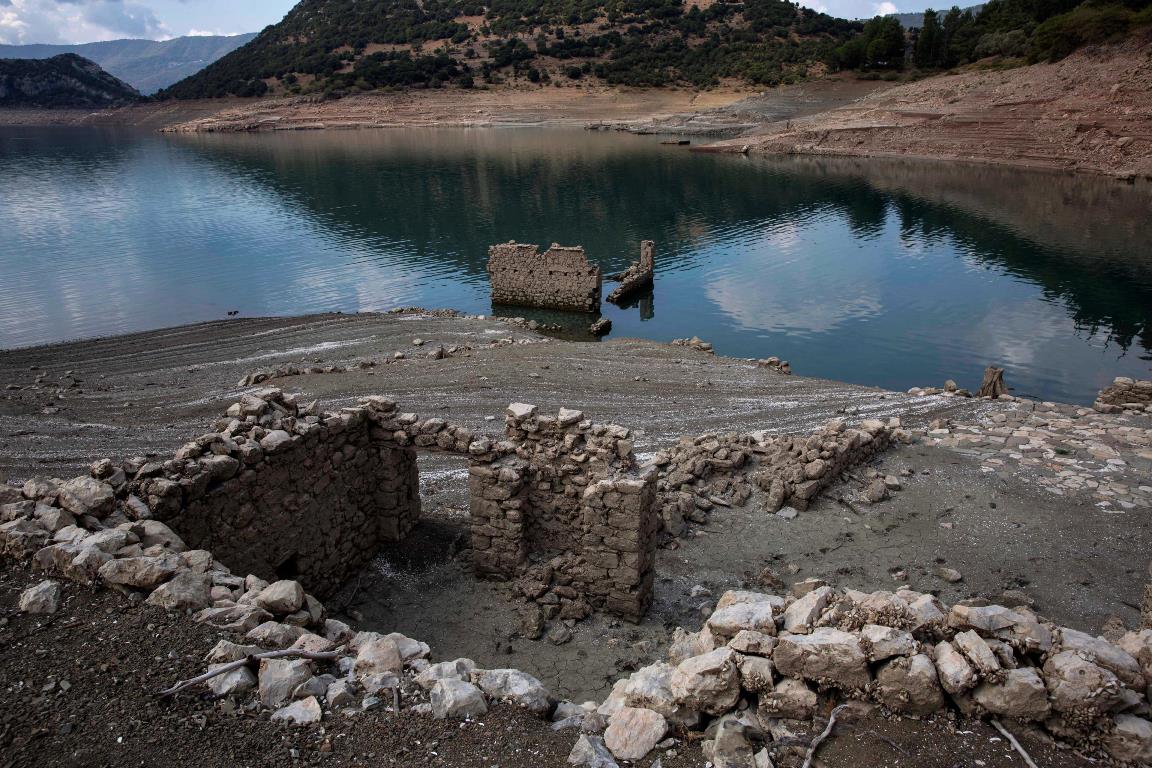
[2,311,1148,711]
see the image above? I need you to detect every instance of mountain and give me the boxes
[889,4,984,28]
[0,54,143,108]
[159,0,863,98]
[0,34,257,95]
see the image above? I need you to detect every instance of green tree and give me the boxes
[915,9,943,67]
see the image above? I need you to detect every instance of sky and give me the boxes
[0,0,912,46]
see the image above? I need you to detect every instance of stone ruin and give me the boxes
[2,388,658,622]
[1096,376,1152,414]
[488,242,602,313]
[607,240,655,304]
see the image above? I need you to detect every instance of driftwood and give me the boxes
[802,704,848,768]
[156,649,341,698]
[977,366,1007,398]
[991,719,1039,768]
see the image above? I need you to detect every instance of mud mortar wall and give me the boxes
[488,242,602,312]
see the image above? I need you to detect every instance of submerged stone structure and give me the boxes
[1095,376,1152,414]
[487,242,602,312]
[607,240,655,304]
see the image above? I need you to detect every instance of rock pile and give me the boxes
[756,357,791,375]
[1096,377,1152,415]
[647,419,907,536]
[606,240,655,305]
[568,583,1152,766]
[671,337,714,354]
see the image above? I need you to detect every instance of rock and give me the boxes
[507,403,537,420]
[774,628,870,690]
[259,658,313,707]
[384,631,430,662]
[430,679,488,720]
[204,640,265,664]
[568,735,619,768]
[972,667,1050,720]
[934,641,977,695]
[782,586,834,634]
[146,571,212,611]
[670,649,740,715]
[246,621,307,649]
[97,554,180,590]
[1058,628,1145,691]
[707,601,777,640]
[936,567,963,583]
[290,633,335,654]
[758,677,817,720]
[737,654,775,694]
[1043,650,1124,715]
[1107,714,1152,763]
[477,669,551,715]
[1118,630,1152,678]
[860,624,917,662]
[619,662,691,722]
[19,580,61,614]
[415,659,476,691]
[874,654,944,716]
[604,707,667,761]
[207,664,257,697]
[953,630,1002,679]
[259,430,294,454]
[57,477,115,518]
[271,696,322,725]
[706,713,758,768]
[256,580,305,615]
[949,604,1052,653]
[326,679,357,708]
[728,630,777,657]
[324,618,353,644]
[196,603,272,634]
[716,589,784,612]
[353,636,403,677]
[131,520,187,552]
[863,479,888,504]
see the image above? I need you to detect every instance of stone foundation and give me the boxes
[488,242,602,312]
[1095,377,1152,414]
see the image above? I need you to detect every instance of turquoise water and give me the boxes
[1,126,1149,404]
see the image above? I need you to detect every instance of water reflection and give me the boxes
[0,126,1148,403]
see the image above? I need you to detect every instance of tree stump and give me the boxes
[977,366,1006,398]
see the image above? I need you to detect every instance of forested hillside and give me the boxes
[0,54,143,108]
[160,0,1152,99]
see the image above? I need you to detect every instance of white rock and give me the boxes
[774,627,870,690]
[873,654,944,716]
[670,648,740,715]
[477,669,550,714]
[604,707,667,761]
[1108,714,1152,763]
[19,580,61,614]
[934,641,977,695]
[737,654,775,694]
[246,621,307,649]
[707,601,777,639]
[782,586,835,634]
[972,667,1050,720]
[758,677,817,720]
[256,580,305,615]
[259,658,312,707]
[271,696,322,725]
[860,624,917,662]
[953,630,1002,679]
[353,636,403,678]
[568,735,619,768]
[57,477,115,518]
[1058,628,1145,690]
[430,679,488,719]
[415,659,476,691]
[208,664,257,697]
[146,571,212,611]
[1043,650,1125,715]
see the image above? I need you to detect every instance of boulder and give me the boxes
[860,624,917,662]
[716,590,785,612]
[204,640,265,664]
[19,579,61,614]
[57,477,115,518]
[259,658,313,707]
[1118,630,1152,679]
[207,664,257,697]
[1042,650,1125,715]
[1107,714,1152,763]
[949,605,1052,652]
[873,654,945,716]
[259,430,294,454]
[604,707,667,761]
[430,679,488,720]
[256,580,305,615]
[477,669,551,715]
[568,735,619,768]
[708,601,777,639]
[782,586,835,634]
[737,654,775,694]
[934,641,977,695]
[972,667,1050,720]
[774,627,870,690]
[326,679,357,709]
[670,648,740,715]
[271,696,322,725]
[728,630,777,657]
[415,659,476,691]
[146,571,212,612]
[290,633,335,654]
[66,545,112,584]
[758,677,817,720]
[385,632,430,662]
[196,603,272,634]
[131,520,187,552]
[97,554,180,590]
[246,621,307,649]
[705,713,758,768]
[1058,628,1145,691]
[353,636,403,677]
[953,630,1002,680]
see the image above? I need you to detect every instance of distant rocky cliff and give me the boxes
[0,54,142,109]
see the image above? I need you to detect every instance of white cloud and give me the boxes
[0,0,169,45]
[874,1,899,15]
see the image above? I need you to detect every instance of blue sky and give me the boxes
[0,0,911,46]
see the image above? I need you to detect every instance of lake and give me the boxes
[1,125,1149,404]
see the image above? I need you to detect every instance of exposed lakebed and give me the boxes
[1,126,1149,403]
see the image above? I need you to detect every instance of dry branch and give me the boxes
[157,649,341,698]
[991,719,1039,768]
[802,704,848,768]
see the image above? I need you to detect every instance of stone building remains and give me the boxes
[607,240,655,304]
[488,242,602,312]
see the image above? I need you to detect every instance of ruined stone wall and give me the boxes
[488,242,602,312]
[470,403,659,622]
[129,391,421,598]
[607,240,655,304]
[1096,377,1152,414]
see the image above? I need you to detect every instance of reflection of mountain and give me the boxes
[173,130,1152,358]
